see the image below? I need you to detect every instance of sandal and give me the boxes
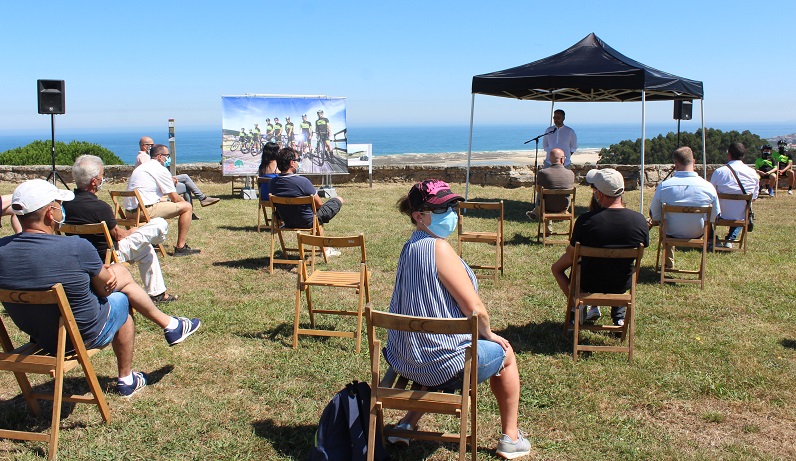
[150,292,179,303]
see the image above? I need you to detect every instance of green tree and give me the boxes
[0,140,123,166]
[598,128,767,164]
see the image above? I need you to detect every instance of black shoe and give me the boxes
[173,244,201,256]
[192,213,200,221]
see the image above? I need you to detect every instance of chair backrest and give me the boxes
[298,233,366,273]
[570,243,645,297]
[539,186,576,213]
[715,192,752,221]
[57,221,118,264]
[659,204,713,239]
[268,194,320,230]
[109,189,150,227]
[0,284,81,353]
[456,200,504,233]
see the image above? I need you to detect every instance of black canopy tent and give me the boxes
[466,32,705,211]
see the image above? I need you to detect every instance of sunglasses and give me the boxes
[421,206,453,215]
[293,156,302,162]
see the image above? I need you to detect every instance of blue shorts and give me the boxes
[86,292,130,349]
[435,340,506,391]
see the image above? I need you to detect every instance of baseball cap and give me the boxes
[585,168,624,197]
[408,179,464,210]
[11,179,75,215]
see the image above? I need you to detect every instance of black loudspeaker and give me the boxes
[37,79,65,114]
[673,100,692,120]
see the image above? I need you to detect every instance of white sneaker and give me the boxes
[584,306,601,322]
[615,319,625,327]
[789,190,793,195]
[496,430,531,459]
[324,247,341,257]
[387,422,412,447]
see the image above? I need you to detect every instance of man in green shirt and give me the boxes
[754,144,776,196]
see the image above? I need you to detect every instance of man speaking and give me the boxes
[543,109,578,168]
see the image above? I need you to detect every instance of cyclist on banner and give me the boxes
[285,116,295,148]
[315,110,332,156]
[265,119,274,143]
[299,114,313,155]
[238,127,247,143]
[273,118,283,146]
[252,123,262,144]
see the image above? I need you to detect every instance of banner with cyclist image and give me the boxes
[221,95,347,176]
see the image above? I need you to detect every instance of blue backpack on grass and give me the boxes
[308,381,386,461]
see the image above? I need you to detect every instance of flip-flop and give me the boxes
[150,292,179,303]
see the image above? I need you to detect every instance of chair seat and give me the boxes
[577,292,632,305]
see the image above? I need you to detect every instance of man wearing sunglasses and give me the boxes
[269,147,344,230]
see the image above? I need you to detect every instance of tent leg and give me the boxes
[465,94,475,200]
[640,91,646,213]
[701,99,706,179]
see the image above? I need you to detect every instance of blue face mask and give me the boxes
[164,156,172,167]
[425,207,458,238]
[54,204,66,226]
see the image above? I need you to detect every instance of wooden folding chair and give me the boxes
[256,177,272,233]
[655,204,712,288]
[456,200,504,281]
[537,187,576,245]
[294,233,370,352]
[57,221,120,265]
[366,306,478,461]
[0,284,111,460]
[268,195,326,274]
[712,193,752,254]
[108,190,166,258]
[563,243,644,362]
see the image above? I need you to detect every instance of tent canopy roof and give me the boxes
[471,33,703,102]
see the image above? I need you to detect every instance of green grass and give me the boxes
[1,180,795,460]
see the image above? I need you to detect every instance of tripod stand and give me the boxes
[45,114,68,188]
[524,127,557,205]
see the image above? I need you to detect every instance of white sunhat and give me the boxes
[11,179,75,215]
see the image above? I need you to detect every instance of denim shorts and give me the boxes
[86,292,130,349]
[434,340,506,391]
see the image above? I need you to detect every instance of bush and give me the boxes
[598,128,767,164]
[0,140,123,165]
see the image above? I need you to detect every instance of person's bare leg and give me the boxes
[108,265,172,328]
[490,346,521,440]
[176,203,192,248]
[111,315,135,377]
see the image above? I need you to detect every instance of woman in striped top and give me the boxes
[384,179,530,459]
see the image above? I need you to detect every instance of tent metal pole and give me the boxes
[465,93,475,200]
[640,91,646,213]
[700,99,706,179]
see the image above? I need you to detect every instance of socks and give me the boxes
[165,317,179,331]
[118,373,133,385]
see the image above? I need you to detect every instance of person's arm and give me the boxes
[109,223,133,241]
[313,194,324,209]
[435,238,509,350]
[551,245,575,298]
[90,264,118,297]
[167,191,184,203]
[648,187,663,225]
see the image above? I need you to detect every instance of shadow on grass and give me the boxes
[217,225,259,233]
[213,256,270,270]
[238,323,291,343]
[0,364,172,449]
[781,339,796,350]
[637,266,660,284]
[496,320,570,356]
[251,418,315,459]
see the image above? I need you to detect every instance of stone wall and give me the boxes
[0,163,727,189]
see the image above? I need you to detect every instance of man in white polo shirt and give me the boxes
[127,144,200,256]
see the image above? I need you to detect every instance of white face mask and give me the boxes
[96,176,105,191]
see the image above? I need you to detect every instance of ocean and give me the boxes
[0,122,792,165]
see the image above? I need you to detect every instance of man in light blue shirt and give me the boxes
[649,146,720,267]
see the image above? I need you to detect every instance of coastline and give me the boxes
[372,148,601,167]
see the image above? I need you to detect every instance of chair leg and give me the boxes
[293,285,302,349]
[306,287,315,328]
[269,233,276,274]
[572,305,582,362]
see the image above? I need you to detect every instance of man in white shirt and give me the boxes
[127,144,200,256]
[649,146,720,268]
[709,142,759,246]
[542,109,578,167]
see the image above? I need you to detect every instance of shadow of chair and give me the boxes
[294,233,370,353]
[563,243,644,362]
[108,189,166,258]
[655,204,712,288]
[0,284,111,460]
[456,200,504,281]
[366,306,478,461]
[268,195,326,274]
[712,193,752,254]
[537,187,576,246]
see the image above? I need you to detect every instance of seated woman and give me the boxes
[258,142,280,199]
[385,179,530,459]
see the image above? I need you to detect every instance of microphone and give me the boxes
[548,126,558,134]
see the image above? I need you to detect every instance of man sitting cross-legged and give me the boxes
[0,179,201,396]
[551,168,649,326]
[65,154,178,303]
[127,144,200,256]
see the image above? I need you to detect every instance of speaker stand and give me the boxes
[45,114,68,189]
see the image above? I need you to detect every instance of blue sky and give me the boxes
[2,1,794,134]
